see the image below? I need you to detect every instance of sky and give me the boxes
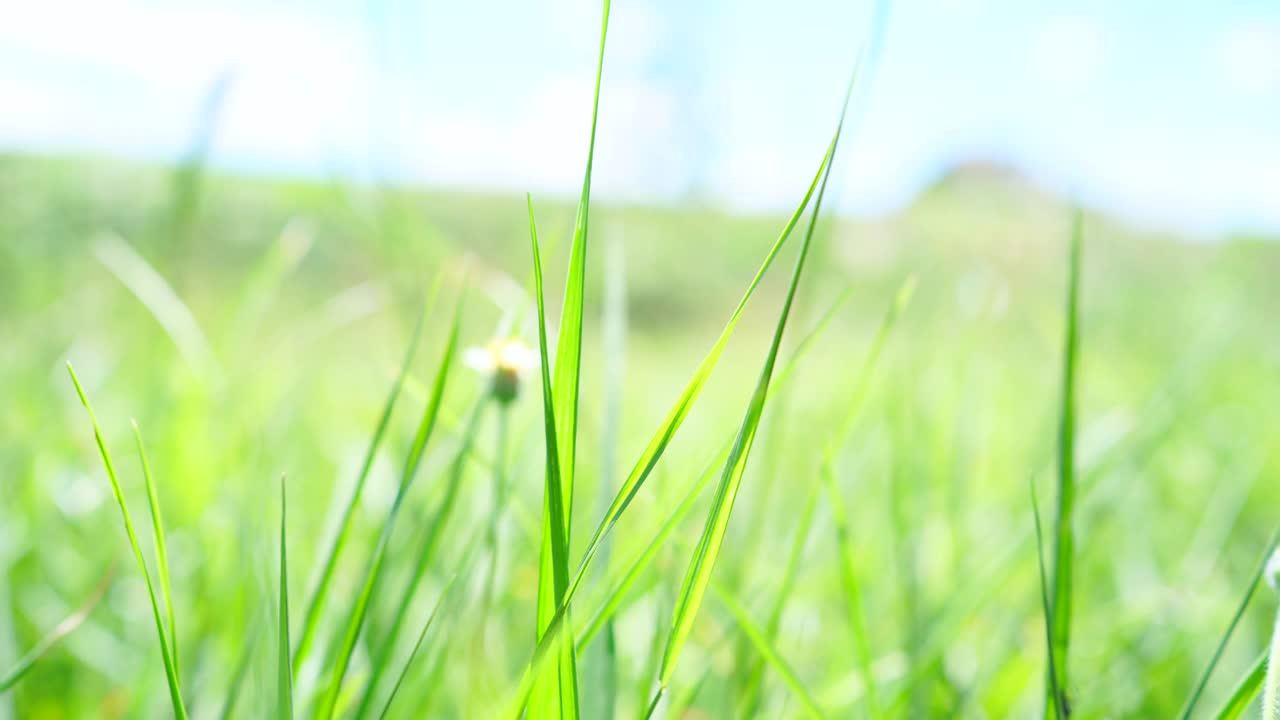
[2,0,1279,235]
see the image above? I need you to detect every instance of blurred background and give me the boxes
[3,1,1280,719]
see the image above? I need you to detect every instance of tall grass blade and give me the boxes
[529,194,581,720]
[132,420,179,684]
[0,567,111,693]
[822,462,880,717]
[739,479,820,715]
[1180,530,1280,720]
[277,476,294,719]
[532,3,612,718]
[651,61,857,703]
[1212,652,1266,720]
[294,293,433,677]
[376,567,468,720]
[352,397,487,719]
[317,293,465,720]
[1046,210,1082,715]
[94,234,220,382]
[66,364,187,719]
[1031,478,1064,720]
[713,584,826,719]
[217,624,258,720]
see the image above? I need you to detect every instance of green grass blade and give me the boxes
[1045,210,1082,715]
[278,476,294,719]
[93,233,221,382]
[376,573,458,720]
[352,397,487,719]
[218,619,259,720]
[822,462,880,717]
[0,567,111,693]
[293,293,432,677]
[1180,530,1280,720]
[529,194,581,720]
[712,584,826,720]
[316,293,465,720]
[131,420,179,685]
[739,478,820,715]
[66,364,187,719]
[532,4,611,718]
[1031,478,1064,720]
[653,61,857,698]
[1212,651,1267,720]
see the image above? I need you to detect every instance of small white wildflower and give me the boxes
[463,337,537,405]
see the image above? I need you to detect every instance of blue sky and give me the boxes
[2,0,1278,234]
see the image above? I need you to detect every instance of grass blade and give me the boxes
[529,194,581,720]
[66,364,187,719]
[0,567,112,693]
[713,584,826,719]
[822,461,880,717]
[1046,210,1082,715]
[1032,478,1064,720]
[317,292,465,720]
[352,397,487,719]
[651,60,857,704]
[1180,530,1280,719]
[277,476,294,719]
[218,620,260,720]
[738,478,820,715]
[131,421,179,684]
[293,293,433,677]
[531,3,612,719]
[376,569,465,720]
[1212,651,1267,720]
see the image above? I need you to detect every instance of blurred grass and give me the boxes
[2,143,1280,718]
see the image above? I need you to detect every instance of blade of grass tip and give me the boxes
[821,461,880,718]
[1180,529,1280,720]
[713,584,826,719]
[650,58,858,707]
[1031,478,1064,720]
[351,396,486,720]
[294,288,434,677]
[1045,210,1082,718]
[317,292,465,720]
[0,566,113,693]
[528,194,581,720]
[131,421,179,684]
[66,364,187,719]
[1212,651,1267,720]
[278,476,294,719]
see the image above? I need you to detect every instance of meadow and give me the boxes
[4,10,1280,720]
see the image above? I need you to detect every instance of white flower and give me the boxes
[463,337,537,404]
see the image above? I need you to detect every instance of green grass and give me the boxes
[4,4,1280,718]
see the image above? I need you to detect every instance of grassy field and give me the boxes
[4,22,1280,719]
